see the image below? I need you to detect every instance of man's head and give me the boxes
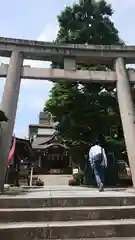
[95,139,100,145]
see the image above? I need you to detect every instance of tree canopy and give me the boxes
[44,0,125,158]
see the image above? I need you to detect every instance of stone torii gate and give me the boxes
[0,37,135,191]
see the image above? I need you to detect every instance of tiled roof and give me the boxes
[32,142,68,150]
[32,136,52,148]
[29,124,53,127]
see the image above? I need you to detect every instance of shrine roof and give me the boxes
[12,136,35,162]
[29,124,53,128]
[32,142,68,150]
[32,136,53,147]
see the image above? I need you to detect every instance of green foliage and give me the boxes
[45,0,126,159]
[57,0,122,45]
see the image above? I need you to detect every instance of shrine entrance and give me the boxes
[35,143,72,174]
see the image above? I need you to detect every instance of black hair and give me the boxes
[95,139,100,145]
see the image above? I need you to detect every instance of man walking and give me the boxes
[89,140,107,191]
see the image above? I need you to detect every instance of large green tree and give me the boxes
[45,0,124,159]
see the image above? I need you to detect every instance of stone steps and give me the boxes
[45,239,135,240]
[1,206,135,222]
[0,219,135,239]
[1,195,135,208]
[42,239,135,240]
[1,190,135,238]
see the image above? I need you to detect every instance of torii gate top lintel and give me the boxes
[0,36,135,64]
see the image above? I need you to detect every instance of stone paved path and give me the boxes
[36,174,72,185]
[1,185,135,198]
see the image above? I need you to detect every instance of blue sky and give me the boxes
[0,0,135,138]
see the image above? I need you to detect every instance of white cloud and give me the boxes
[1,22,59,98]
[22,23,59,87]
[0,23,59,138]
[20,23,59,102]
[38,23,59,42]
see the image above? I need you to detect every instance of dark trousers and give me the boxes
[93,163,104,187]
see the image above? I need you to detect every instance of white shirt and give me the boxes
[89,145,107,167]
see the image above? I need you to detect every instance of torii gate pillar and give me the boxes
[115,57,135,187]
[0,51,23,192]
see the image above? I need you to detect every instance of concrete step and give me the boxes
[1,206,135,222]
[45,239,135,240]
[1,195,135,208]
[46,239,135,240]
[43,239,135,240]
[0,219,135,239]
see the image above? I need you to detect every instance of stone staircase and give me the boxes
[1,187,135,239]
